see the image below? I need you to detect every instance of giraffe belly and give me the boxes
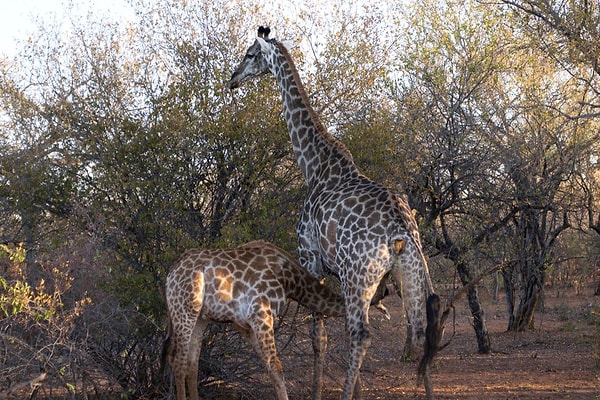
[201,294,239,322]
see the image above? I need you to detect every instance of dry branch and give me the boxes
[0,372,47,399]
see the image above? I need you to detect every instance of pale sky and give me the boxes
[0,0,133,57]
[0,0,57,54]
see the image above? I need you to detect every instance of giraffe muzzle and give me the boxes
[228,77,240,90]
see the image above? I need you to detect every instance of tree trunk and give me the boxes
[22,213,41,287]
[456,261,491,354]
[507,205,552,332]
[501,265,516,330]
[492,271,499,302]
[510,271,542,331]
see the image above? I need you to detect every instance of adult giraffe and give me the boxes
[229,26,440,400]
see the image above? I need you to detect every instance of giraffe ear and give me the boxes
[280,40,295,51]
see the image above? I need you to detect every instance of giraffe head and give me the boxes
[229,26,290,89]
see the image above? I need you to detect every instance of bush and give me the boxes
[0,254,94,398]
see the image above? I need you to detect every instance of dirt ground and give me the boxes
[204,284,599,400]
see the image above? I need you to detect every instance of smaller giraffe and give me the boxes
[162,240,345,400]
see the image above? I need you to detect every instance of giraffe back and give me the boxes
[166,241,344,331]
[240,241,345,317]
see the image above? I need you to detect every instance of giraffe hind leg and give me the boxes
[243,306,289,400]
[343,324,369,400]
[168,272,206,400]
[169,312,199,400]
[341,293,372,400]
[310,313,327,400]
[186,318,208,400]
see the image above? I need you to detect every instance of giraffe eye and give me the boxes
[246,53,256,59]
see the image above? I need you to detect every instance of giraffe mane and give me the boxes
[274,41,355,164]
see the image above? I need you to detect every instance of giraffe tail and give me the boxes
[159,317,173,378]
[417,293,443,384]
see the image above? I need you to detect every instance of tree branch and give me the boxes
[0,372,47,399]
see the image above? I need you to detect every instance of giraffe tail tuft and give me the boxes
[417,293,443,384]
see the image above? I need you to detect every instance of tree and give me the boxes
[501,0,600,83]
[500,0,600,299]
[381,0,516,351]
[0,1,303,395]
[0,58,76,287]
[495,0,600,326]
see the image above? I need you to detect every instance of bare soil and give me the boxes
[204,284,599,400]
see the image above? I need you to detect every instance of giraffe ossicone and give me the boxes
[162,240,345,400]
[229,26,442,400]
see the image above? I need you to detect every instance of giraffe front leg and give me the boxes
[297,219,329,400]
[310,312,327,400]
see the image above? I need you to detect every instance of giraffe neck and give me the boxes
[242,241,345,316]
[287,266,346,317]
[271,42,358,186]
[265,243,344,317]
